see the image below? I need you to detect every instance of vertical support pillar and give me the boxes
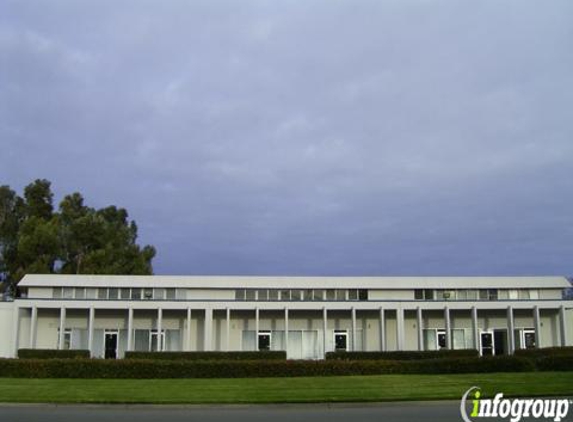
[507,306,515,354]
[351,307,357,351]
[322,307,327,356]
[12,306,20,357]
[204,308,212,351]
[472,306,479,352]
[416,307,423,351]
[186,307,192,351]
[284,308,289,357]
[88,307,95,357]
[379,307,386,351]
[396,308,405,351]
[127,307,134,351]
[58,307,66,350]
[444,306,451,349]
[29,306,38,349]
[226,307,231,351]
[559,305,568,347]
[533,306,541,348]
[157,307,163,351]
[255,307,260,351]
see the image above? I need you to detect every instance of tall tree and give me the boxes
[0,180,156,294]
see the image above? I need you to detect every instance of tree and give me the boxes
[0,179,156,294]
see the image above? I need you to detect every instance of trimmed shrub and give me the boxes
[325,349,479,361]
[124,351,287,360]
[535,355,573,371]
[18,349,90,359]
[0,355,540,379]
[514,347,573,358]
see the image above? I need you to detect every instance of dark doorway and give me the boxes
[494,330,507,355]
[334,331,347,351]
[104,332,118,359]
[258,332,271,351]
[437,331,447,349]
[480,332,494,356]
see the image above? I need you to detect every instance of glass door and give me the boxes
[480,331,494,356]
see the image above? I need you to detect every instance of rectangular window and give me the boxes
[479,290,488,300]
[313,289,324,301]
[488,289,498,301]
[529,289,539,299]
[121,288,130,299]
[155,289,165,300]
[518,289,530,300]
[235,289,246,301]
[143,288,153,300]
[498,290,509,300]
[246,289,256,301]
[53,288,62,299]
[75,288,85,299]
[303,289,313,301]
[457,290,467,300]
[165,288,176,300]
[97,289,108,300]
[131,289,141,300]
[86,288,97,299]
[63,287,74,299]
[290,290,301,301]
[57,328,72,350]
[348,289,358,300]
[108,288,119,300]
[326,289,335,300]
[358,289,368,301]
[280,290,291,301]
[415,289,424,300]
[269,290,279,300]
[424,289,434,300]
[257,289,269,301]
[336,289,346,300]
[466,290,477,300]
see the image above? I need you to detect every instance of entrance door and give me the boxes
[258,332,271,351]
[334,331,348,351]
[480,331,494,356]
[494,330,507,355]
[104,331,118,359]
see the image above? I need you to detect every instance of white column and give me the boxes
[472,306,479,352]
[88,307,95,357]
[58,307,66,350]
[255,307,260,338]
[351,307,357,351]
[444,306,451,349]
[12,306,20,357]
[322,307,328,356]
[127,307,134,351]
[226,307,231,351]
[284,308,289,356]
[157,307,163,351]
[533,306,541,348]
[379,307,386,351]
[29,306,38,349]
[204,308,212,351]
[507,306,515,354]
[186,307,192,351]
[416,307,423,351]
[396,308,405,351]
[559,305,568,347]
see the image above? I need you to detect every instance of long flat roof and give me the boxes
[18,274,571,289]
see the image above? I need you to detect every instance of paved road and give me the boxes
[0,401,497,422]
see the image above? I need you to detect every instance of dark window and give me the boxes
[415,289,424,300]
[348,289,358,300]
[258,332,271,351]
[479,290,488,300]
[235,289,246,300]
[358,289,368,301]
[334,331,347,351]
[488,289,498,301]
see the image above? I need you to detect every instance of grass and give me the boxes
[0,372,571,404]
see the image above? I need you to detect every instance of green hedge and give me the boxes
[0,355,548,379]
[325,349,479,360]
[534,355,573,371]
[18,349,90,359]
[124,351,287,360]
[514,347,573,358]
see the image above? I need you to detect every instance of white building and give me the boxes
[0,275,571,359]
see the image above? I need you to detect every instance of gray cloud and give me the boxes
[1,0,572,276]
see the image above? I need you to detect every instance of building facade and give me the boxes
[0,275,571,359]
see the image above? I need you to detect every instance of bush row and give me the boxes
[325,349,479,360]
[18,349,90,359]
[514,347,573,358]
[124,351,287,360]
[1,355,568,379]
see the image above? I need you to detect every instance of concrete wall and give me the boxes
[0,303,14,357]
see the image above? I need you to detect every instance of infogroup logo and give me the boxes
[460,387,571,422]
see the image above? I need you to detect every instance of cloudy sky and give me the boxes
[1,1,572,276]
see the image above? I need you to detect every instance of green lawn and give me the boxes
[0,372,571,404]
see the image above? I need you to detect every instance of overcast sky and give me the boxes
[1,1,572,276]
